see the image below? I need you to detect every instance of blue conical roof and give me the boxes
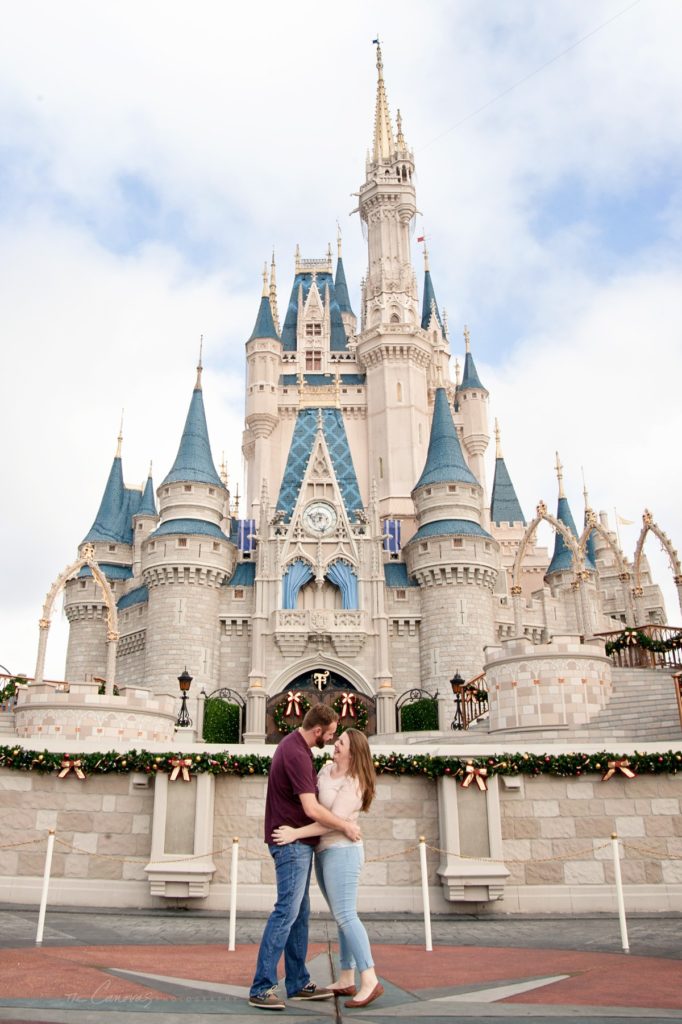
[414,388,479,490]
[491,457,526,525]
[585,511,597,566]
[248,294,279,342]
[334,257,354,316]
[546,496,579,575]
[137,473,157,516]
[82,456,127,544]
[460,351,485,390]
[420,270,443,331]
[162,384,222,487]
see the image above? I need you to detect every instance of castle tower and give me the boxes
[243,266,282,510]
[64,428,139,682]
[132,464,159,576]
[355,44,432,517]
[142,360,235,692]
[404,388,499,685]
[457,326,490,506]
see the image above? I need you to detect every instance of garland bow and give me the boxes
[340,693,356,719]
[601,759,636,782]
[169,757,193,782]
[461,763,488,791]
[284,691,303,717]
[58,759,86,779]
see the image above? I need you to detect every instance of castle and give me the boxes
[27,45,677,743]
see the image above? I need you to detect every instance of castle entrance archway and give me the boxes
[265,667,376,744]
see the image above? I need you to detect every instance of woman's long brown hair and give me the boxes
[345,728,376,812]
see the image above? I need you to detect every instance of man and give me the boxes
[248,703,362,1011]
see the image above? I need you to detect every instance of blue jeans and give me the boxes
[315,844,373,972]
[250,843,313,998]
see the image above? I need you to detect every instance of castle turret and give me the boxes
[457,326,489,503]
[142,361,235,692]
[546,453,581,579]
[420,244,450,387]
[490,421,526,527]
[404,388,498,684]
[355,44,431,517]
[132,464,158,575]
[334,231,356,339]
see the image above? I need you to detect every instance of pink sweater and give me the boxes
[316,760,363,852]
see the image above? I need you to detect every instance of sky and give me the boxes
[1,0,681,678]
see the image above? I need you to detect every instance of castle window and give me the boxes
[452,538,463,548]
[108,544,116,552]
[396,589,407,601]
[425,488,431,496]
[305,350,322,371]
[148,541,155,551]
[80,580,87,589]
[448,485,457,493]
[305,323,322,337]
[379,456,384,479]
[184,485,192,492]
[485,542,491,551]
[208,487,215,496]
[259,384,264,391]
[234,588,245,600]
[137,522,143,530]
[212,542,221,552]
[420,542,428,552]
[177,538,188,548]
[391,313,400,324]
[164,487,170,495]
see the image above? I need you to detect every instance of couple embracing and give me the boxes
[248,703,383,1011]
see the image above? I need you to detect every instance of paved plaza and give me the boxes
[0,907,680,1023]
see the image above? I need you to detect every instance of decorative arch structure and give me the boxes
[34,544,119,693]
[269,654,373,698]
[510,501,590,638]
[578,509,636,626]
[633,510,682,621]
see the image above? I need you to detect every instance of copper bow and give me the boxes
[59,759,85,780]
[340,693,356,719]
[461,763,488,791]
[169,757,193,782]
[601,759,636,782]
[285,690,303,716]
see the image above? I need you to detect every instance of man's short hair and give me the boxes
[301,703,338,730]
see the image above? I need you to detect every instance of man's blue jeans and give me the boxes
[250,842,314,998]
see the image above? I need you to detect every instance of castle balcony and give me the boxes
[273,608,368,658]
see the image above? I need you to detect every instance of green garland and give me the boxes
[605,628,682,656]
[333,693,369,733]
[272,693,311,734]
[0,744,680,780]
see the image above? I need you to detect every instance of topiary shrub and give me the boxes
[400,697,438,732]
[203,699,241,744]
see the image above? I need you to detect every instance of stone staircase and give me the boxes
[579,667,682,742]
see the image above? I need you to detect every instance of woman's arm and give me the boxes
[271,821,331,845]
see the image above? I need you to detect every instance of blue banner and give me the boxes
[383,519,401,553]
[238,519,256,552]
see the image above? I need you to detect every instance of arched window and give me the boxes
[379,456,384,479]
[397,381,403,402]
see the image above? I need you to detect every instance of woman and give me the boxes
[272,727,383,1009]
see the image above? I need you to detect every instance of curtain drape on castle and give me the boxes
[326,560,358,610]
[282,559,314,609]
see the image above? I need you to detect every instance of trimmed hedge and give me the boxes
[203,699,241,744]
[400,697,438,732]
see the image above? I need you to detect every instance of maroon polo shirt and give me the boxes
[264,729,319,845]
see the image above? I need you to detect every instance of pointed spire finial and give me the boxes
[195,335,203,389]
[396,108,406,149]
[495,419,502,459]
[442,307,449,339]
[148,459,153,478]
[464,325,471,353]
[234,483,240,517]
[337,221,342,259]
[581,465,591,509]
[116,409,124,458]
[372,36,395,162]
[555,451,565,499]
[455,357,461,386]
[295,243,301,273]
[262,262,268,297]
[422,235,430,272]
[269,251,280,335]
[220,451,228,488]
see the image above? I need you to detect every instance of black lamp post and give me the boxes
[177,668,193,728]
[449,670,465,730]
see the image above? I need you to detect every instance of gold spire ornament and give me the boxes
[116,410,124,458]
[555,451,565,498]
[269,252,280,335]
[464,325,471,353]
[495,419,502,460]
[195,335,203,389]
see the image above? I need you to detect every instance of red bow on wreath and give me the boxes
[58,758,86,779]
[601,759,636,782]
[340,693,356,719]
[285,690,303,717]
[169,757,193,782]
[461,763,488,791]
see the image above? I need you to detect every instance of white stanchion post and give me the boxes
[36,829,55,946]
[228,837,239,952]
[418,836,433,952]
[611,833,630,954]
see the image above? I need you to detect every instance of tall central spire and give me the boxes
[372,41,395,163]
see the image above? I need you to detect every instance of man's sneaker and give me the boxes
[290,982,334,1001]
[248,987,286,1010]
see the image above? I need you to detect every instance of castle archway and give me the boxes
[265,661,375,744]
[34,544,119,692]
[578,509,636,626]
[633,510,682,622]
[510,501,587,637]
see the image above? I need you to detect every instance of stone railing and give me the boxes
[273,609,367,657]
